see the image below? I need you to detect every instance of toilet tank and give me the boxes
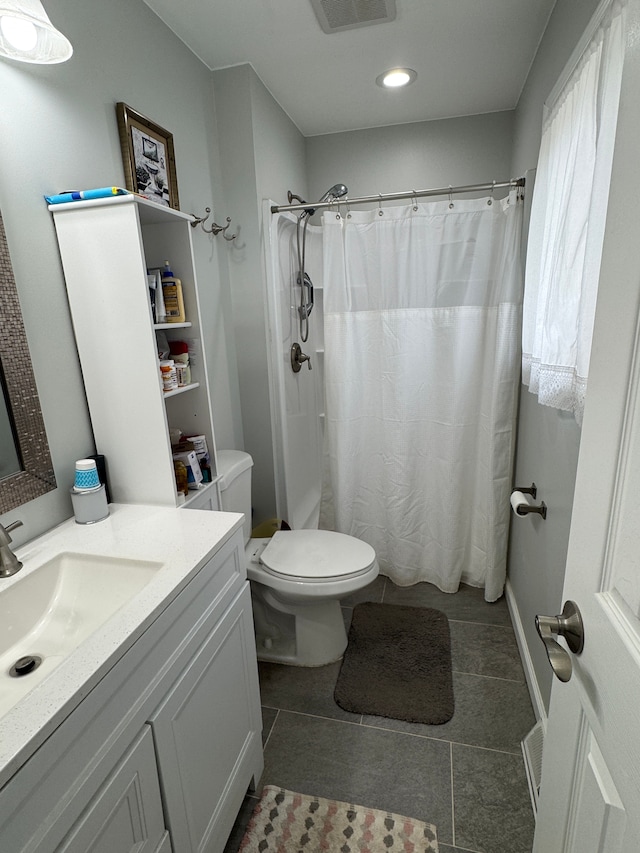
[217,450,253,543]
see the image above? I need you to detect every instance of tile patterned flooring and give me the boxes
[224,577,536,853]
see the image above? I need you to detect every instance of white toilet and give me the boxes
[217,450,379,666]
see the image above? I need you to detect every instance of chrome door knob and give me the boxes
[535,600,584,683]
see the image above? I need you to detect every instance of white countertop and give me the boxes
[0,503,244,789]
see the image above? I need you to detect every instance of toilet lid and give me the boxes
[260,530,376,579]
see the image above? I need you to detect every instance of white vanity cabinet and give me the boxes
[0,528,263,853]
[49,195,219,509]
[151,588,259,852]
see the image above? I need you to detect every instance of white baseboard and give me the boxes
[505,578,548,728]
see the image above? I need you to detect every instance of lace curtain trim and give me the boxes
[522,353,587,425]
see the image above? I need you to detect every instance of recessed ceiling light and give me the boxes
[376,68,417,89]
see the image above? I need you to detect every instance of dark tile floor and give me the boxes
[224,577,536,853]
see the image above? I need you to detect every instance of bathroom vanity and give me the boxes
[0,505,263,853]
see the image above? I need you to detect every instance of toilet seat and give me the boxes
[259,530,376,582]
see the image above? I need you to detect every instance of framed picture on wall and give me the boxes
[115,102,180,210]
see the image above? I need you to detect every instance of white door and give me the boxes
[534,3,640,848]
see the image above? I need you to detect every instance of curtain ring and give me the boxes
[345,196,352,219]
[412,190,418,211]
[448,186,454,209]
[378,193,384,216]
[487,180,495,206]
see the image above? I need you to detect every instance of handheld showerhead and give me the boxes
[302,183,349,217]
[318,183,348,203]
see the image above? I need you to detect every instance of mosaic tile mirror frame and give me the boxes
[0,212,56,514]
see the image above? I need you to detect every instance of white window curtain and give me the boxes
[522,0,626,425]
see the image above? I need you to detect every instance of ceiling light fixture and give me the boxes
[0,0,72,64]
[376,67,417,89]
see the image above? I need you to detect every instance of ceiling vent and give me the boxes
[310,0,397,34]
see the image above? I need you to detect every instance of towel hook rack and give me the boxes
[190,207,237,241]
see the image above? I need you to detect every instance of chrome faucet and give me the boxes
[0,520,23,577]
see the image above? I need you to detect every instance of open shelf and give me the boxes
[162,382,200,399]
[154,321,192,331]
[50,195,218,508]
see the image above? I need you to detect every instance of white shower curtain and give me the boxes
[320,193,523,601]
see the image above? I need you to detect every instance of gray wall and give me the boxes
[306,111,515,205]
[0,0,240,546]
[213,64,308,525]
[508,0,602,712]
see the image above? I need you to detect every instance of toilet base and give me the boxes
[250,583,348,667]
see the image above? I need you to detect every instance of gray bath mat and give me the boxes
[334,602,454,724]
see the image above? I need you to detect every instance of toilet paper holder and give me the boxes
[512,483,547,520]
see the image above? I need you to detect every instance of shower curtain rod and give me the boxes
[270,177,525,214]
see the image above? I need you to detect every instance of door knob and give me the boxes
[535,600,584,683]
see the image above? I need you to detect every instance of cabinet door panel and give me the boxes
[151,584,262,853]
[57,726,166,853]
[182,483,220,511]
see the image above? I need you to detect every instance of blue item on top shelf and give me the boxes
[45,187,130,205]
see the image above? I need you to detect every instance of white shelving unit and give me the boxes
[50,194,218,508]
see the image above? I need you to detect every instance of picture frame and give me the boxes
[116,102,180,210]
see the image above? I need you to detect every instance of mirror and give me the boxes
[0,211,56,514]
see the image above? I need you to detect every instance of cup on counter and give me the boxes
[74,458,101,491]
[71,458,109,523]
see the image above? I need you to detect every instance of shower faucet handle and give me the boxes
[291,342,312,372]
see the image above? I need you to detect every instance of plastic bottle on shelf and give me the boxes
[173,459,189,497]
[160,359,178,391]
[169,339,191,385]
[161,260,186,323]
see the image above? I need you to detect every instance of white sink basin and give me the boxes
[0,552,163,716]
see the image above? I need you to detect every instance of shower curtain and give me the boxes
[320,193,523,601]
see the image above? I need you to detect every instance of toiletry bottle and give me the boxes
[169,339,191,385]
[173,459,189,497]
[160,359,178,391]
[161,260,186,323]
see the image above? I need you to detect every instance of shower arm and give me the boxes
[272,178,525,214]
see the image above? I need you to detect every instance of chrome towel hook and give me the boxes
[190,208,237,241]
